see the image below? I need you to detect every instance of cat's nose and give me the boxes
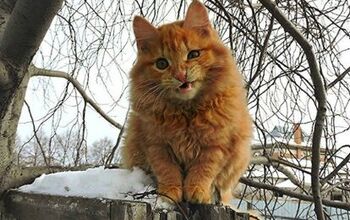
[174,71,187,83]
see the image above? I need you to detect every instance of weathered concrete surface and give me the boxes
[2,190,151,220]
[1,190,254,220]
[153,203,251,220]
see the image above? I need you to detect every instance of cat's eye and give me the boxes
[155,58,169,70]
[187,50,200,59]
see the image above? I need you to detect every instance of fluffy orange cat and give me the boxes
[122,0,252,205]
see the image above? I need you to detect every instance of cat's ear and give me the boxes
[183,0,210,29]
[133,16,159,52]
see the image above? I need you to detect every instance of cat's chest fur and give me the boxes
[140,99,235,165]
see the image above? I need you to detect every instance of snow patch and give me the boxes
[18,166,174,210]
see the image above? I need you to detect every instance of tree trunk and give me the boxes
[0,70,30,194]
[0,0,64,196]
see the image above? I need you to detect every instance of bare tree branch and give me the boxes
[246,16,274,90]
[0,0,64,67]
[29,65,123,130]
[23,101,49,167]
[327,66,350,89]
[240,177,350,211]
[321,179,350,196]
[251,156,304,189]
[105,107,130,166]
[321,148,350,184]
[257,0,327,218]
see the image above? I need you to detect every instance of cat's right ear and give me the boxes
[133,16,159,52]
[183,0,210,30]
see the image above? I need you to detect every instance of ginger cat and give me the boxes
[122,0,252,205]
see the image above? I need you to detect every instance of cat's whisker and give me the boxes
[162,83,176,89]
[152,88,168,111]
[134,85,162,111]
[135,91,157,111]
[134,85,158,110]
[133,80,158,90]
[144,87,164,111]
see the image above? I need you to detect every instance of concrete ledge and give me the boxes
[1,190,253,220]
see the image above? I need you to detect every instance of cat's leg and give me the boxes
[147,145,183,203]
[183,147,225,204]
[122,143,148,170]
[214,139,251,205]
[122,114,150,170]
[122,135,149,170]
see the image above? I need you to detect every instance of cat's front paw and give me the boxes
[183,184,212,204]
[158,185,183,203]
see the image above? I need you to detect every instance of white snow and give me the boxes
[18,166,173,210]
[275,180,297,188]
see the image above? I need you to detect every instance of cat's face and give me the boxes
[131,0,229,102]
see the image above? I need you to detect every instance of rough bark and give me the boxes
[0,0,64,197]
[0,72,30,194]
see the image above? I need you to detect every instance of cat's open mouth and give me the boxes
[178,81,193,93]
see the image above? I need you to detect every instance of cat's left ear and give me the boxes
[183,0,210,30]
[133,16,159,52]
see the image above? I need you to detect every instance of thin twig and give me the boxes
[240,177,350,211]
[24,100,50,167]
[29,65,123,130]
[321,147,350,184]
[105,107,130,166]
[246,13,274,90]
[327,66,350,89]
[256,0,327,219]
[251,156,306,191]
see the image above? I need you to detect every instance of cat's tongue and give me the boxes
[179,82,192,93]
